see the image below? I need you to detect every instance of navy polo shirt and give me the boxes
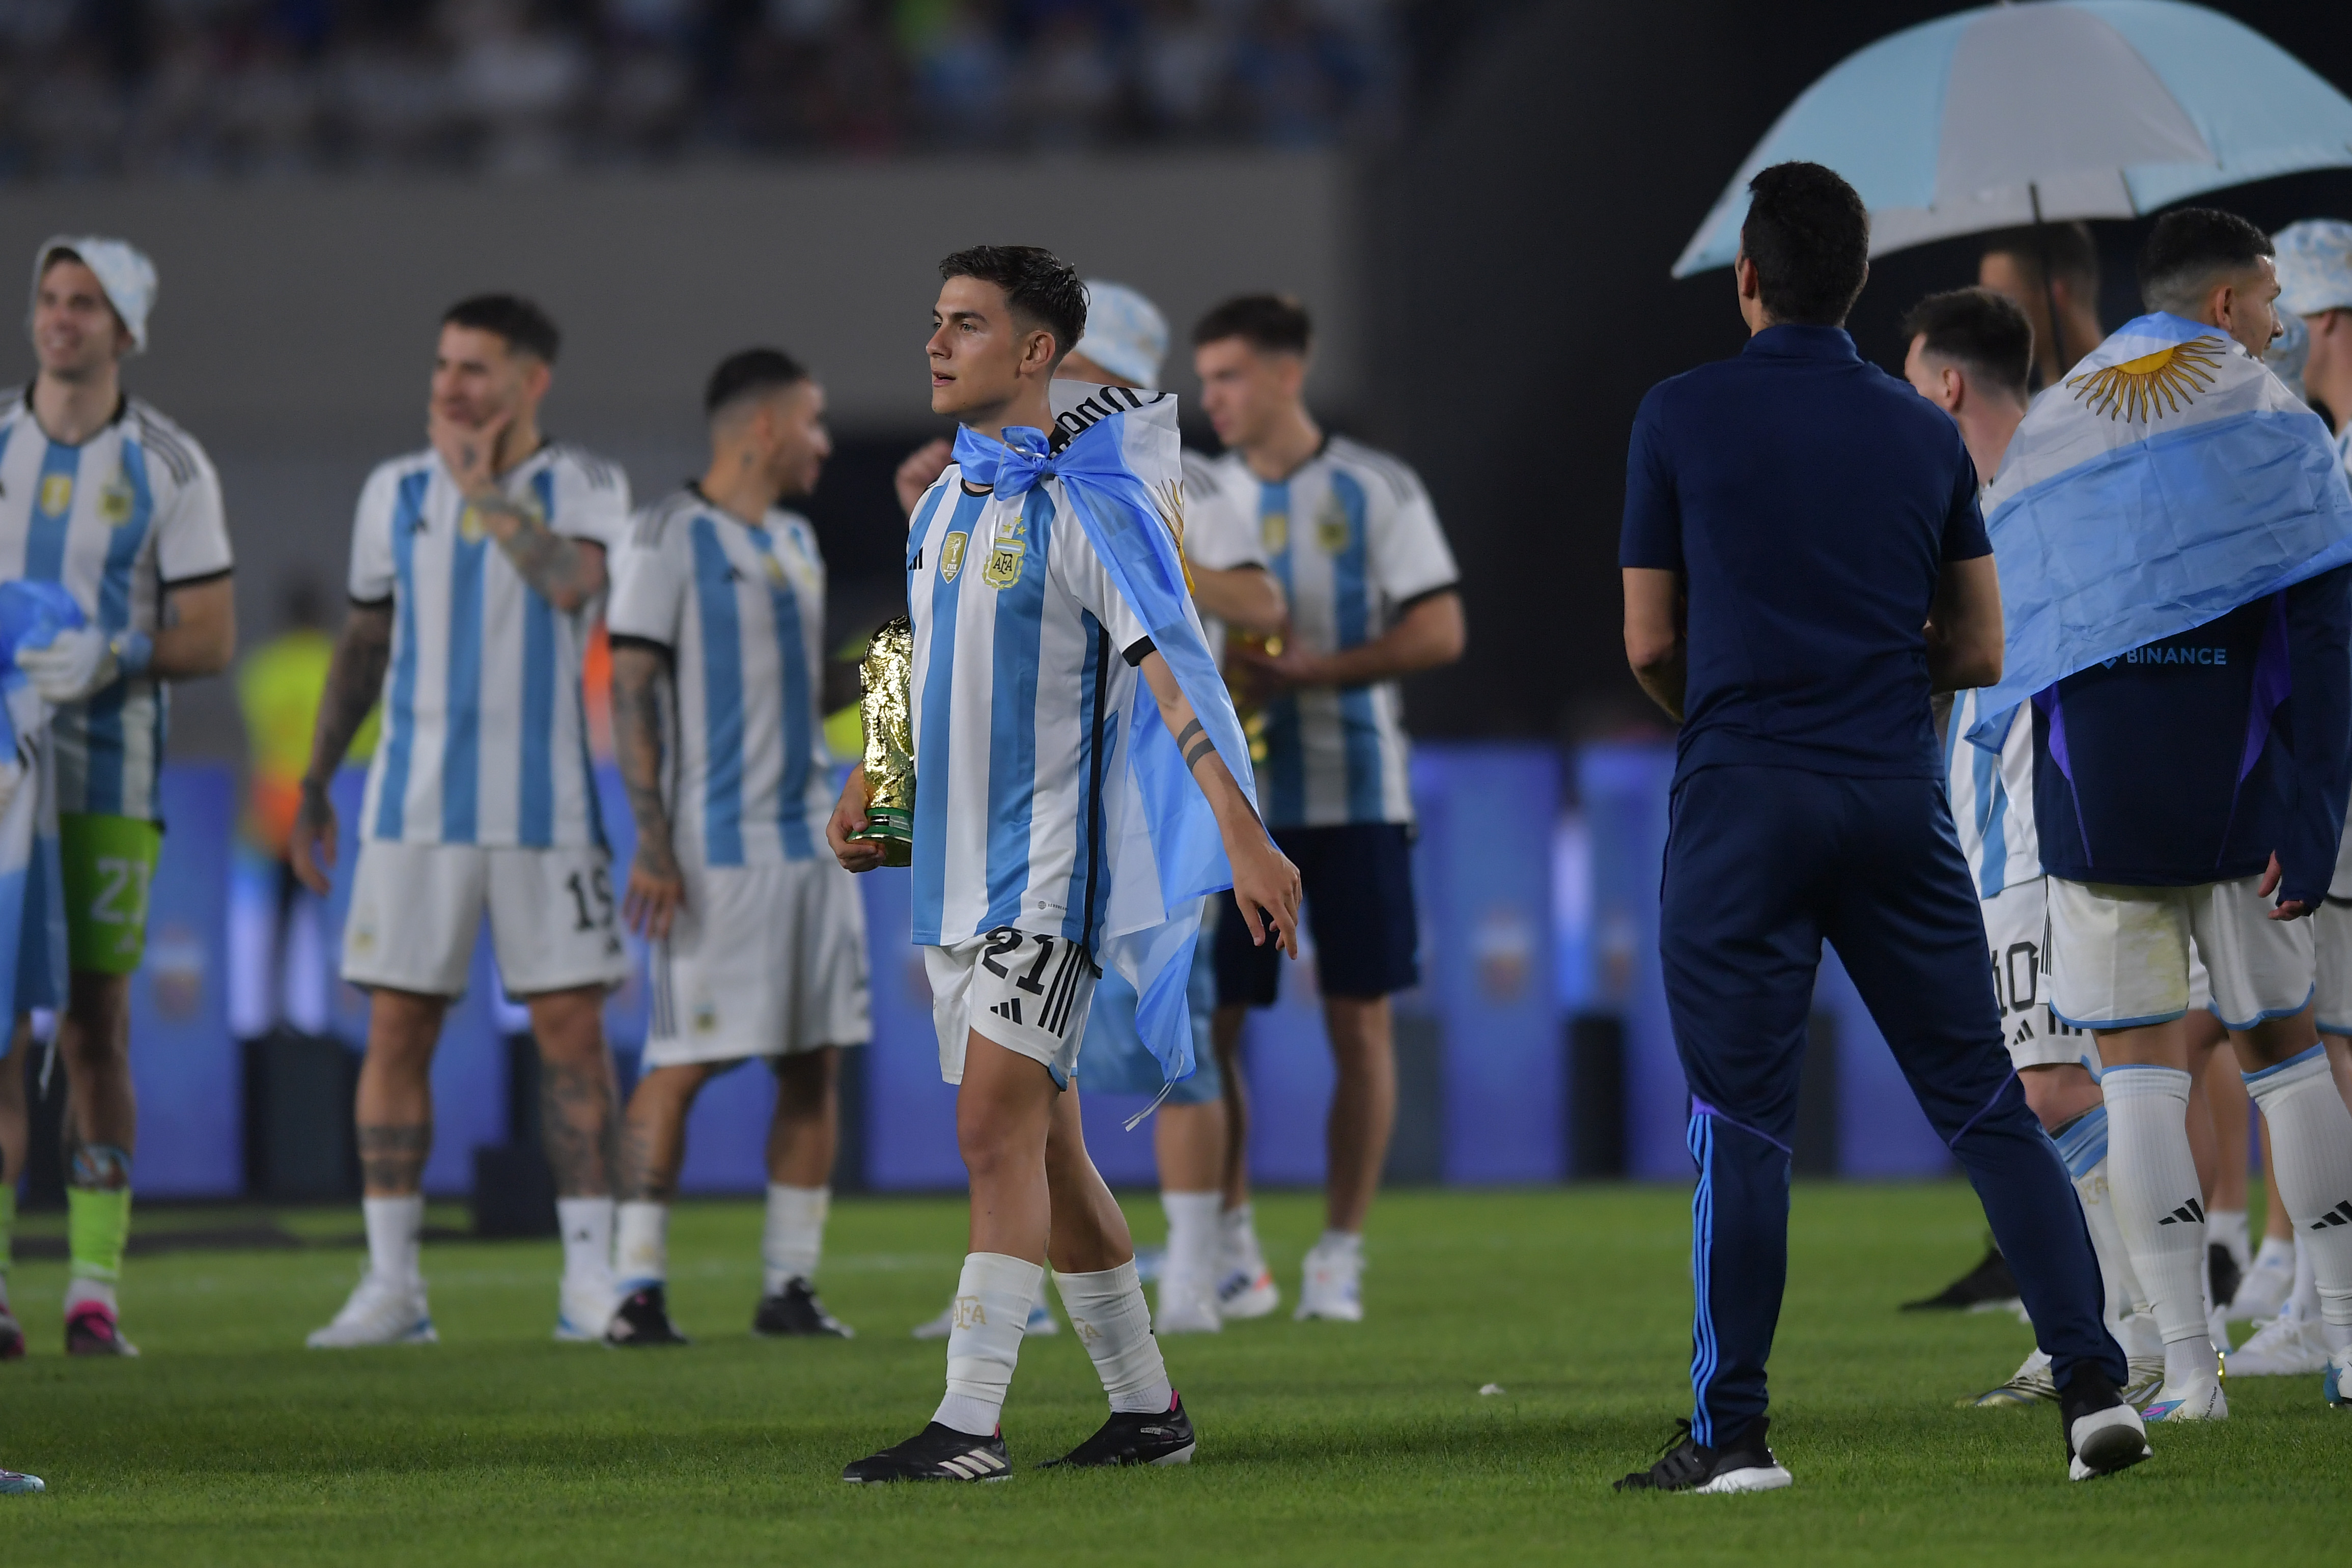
[1621,324,1988,781]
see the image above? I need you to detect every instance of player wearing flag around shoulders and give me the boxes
[601,349,869,1347]
[831,246,1299,1483]
[1978,210,2352,1420]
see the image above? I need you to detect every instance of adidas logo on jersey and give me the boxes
[2157,1197,2206,1226]
[990,998,1024,1027]
[2311,1199,2352,1230]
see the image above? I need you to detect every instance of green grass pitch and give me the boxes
[0,1182,2340,1565]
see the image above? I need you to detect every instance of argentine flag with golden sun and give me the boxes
[1964,311,2352,749]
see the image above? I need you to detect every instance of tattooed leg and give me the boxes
[355,989,446,1196]
[618,1062,718,1202]
[528,986,618,1198]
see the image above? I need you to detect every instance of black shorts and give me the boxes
[1215,821,1419,1007]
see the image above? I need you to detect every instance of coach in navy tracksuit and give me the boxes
[1610,163,2143,1493]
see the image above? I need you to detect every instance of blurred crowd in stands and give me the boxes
[0,0,1411,180]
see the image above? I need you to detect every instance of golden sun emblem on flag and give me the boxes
[2066,336,2225,423]
[1149,475,1194,591]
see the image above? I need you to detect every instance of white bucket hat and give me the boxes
[31,235,157,356]
[1074,279,1168,388]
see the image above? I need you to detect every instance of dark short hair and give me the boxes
[2139,208,2274,315]
[937,245,1087,360]
[1192,293,1311,354]
[38,245,86,279]
[1902,287,2033,403]
[1980,221,2101,300]
[704,347,809,418]
[441,293,561,363]
[1740,162,1871,326]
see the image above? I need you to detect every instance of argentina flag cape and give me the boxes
[951,389,1258,1085]
[0,581,81,1020]
[1966,313,2352,751]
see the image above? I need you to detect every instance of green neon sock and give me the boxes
[67,1184,131,1283]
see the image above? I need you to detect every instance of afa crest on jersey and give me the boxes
[1315,494,1351,555]
[98,473,136,526]
[982,515,1026,590]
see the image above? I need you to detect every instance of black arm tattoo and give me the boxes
[609,646,679,880]
[475,494,603,610]
[1174,717,1216,771]
[301,604,393,808]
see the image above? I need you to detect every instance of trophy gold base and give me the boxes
[851,806,913,869]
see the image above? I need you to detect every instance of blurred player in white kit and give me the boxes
[295,295,634,1347]
[601,348,870,1345]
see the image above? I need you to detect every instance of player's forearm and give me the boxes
[1629,649,1686,723]
[477,495,606,611]
[302,605,393,791]
[1143,654,1266,836]
[610,649,680,876]
[148,577,237,679]
[1189,565,1285,636]
[1307,592,1465,687]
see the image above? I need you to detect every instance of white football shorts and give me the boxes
[2312,898,2352,1034]
[1979,876,2095,1071]
[342,840,631,999]
[2047,875,2311,1032]
[644,856,872,1068]
[927,928,1100,1087]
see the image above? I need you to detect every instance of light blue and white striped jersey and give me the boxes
[905,458,1151,950]
[1945,688,2038,899]
[348,441,629,849]
[1212,436,1456,828]
[605,488,833,867]
[0,389,232,822]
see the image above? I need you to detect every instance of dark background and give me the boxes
[1352,0,2352,748]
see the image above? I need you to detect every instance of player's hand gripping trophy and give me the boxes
[850,615,915,866]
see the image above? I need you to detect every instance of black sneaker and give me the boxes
[2208,1243,2243,1313]
[753,1278,854,1338]
[1038,1393,1197,1469]
[605,1285,691,1347]
[1614,1416,1792,1494]
[2059,1363,2150,1482]
[842,1422,1012,1483]
[1900,1243,2021,1312]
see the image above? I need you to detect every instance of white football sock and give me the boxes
[2102,1066,2210,1352]
[556,1196,614,1288]
[2053,1106,2149,1321]
[2244,1045,2352,1350]
[1160,1191,1221,1294]
[934,1252,1043,1437]
[2290,1237,2318,1320]
[363,1195,424,1286]
[2207,1208,2249,1274]
[762,1184,829,1295]
[2252,1233,2295,1273]
[1315,1227,1364,1254]
[1220,1202,1266,1276]
[1055,1260,1175,1415]
[614,1201,668,1290]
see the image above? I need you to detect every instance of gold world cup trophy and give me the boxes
[852,616,916,866]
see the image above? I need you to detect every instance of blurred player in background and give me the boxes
[1902,286,2165,1407]
[0,237,236,1356]
[294,295,633,1348]
[601,348,869,1346]
[1196,293,1464,1323]
[900,280,1286,1338]
[1979,221,2105,391]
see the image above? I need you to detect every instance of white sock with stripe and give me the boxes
[2244,1045,2352,1353]
[1056,1259,1174,1414]
[934,1252,1043,1437]
[2052,1106,2149,1322]
[615,1201,667,1291]
[2101,1065,2212,1382]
